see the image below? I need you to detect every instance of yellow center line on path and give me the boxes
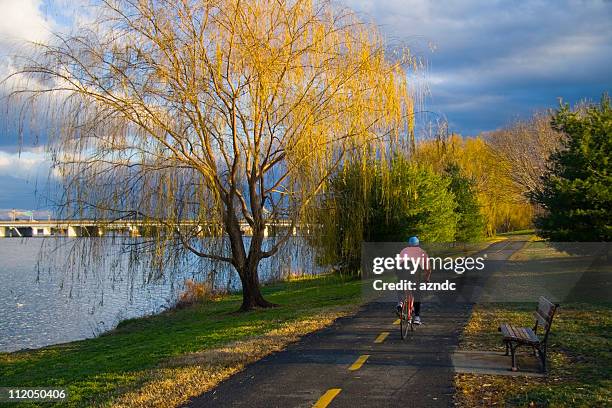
[313,388,342,408]
[393,319,400,325]
[348,354,370,371]
[374,331,389,343]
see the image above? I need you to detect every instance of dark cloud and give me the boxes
[0,174,45,209]
[346,0,612,135]
[1,0,611,208]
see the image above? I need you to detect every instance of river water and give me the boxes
[0,237,320,352]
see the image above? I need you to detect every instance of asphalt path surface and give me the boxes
[185,240,525,408]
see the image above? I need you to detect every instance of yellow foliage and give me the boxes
[177,279,211,307]
[13,0,421,295]
[415,135,533,235]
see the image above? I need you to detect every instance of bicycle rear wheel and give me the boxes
[400,304,412,339]
[403,318,412,339]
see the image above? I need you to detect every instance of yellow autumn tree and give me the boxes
[415,135,533,235]
[9,0,416,310]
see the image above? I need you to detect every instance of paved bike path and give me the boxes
[185,240,524,408]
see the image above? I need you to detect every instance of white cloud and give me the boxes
[0,0,90,86]
[0,149,59,211]
[0,0,52,94]
[0,0,52,89]
[0,150,51,180]
[0,0,52,46]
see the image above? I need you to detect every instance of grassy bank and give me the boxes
[497,229,536,237]
[455,241,612,407]
[0,274,362,407]
[456,302,612,407]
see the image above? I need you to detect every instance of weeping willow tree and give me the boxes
[315,154,458,272]
[8,0,416,310]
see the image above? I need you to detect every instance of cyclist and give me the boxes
[395,236,431,325]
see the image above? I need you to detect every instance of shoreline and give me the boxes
[0,273,362,407]
[2,271,331,355]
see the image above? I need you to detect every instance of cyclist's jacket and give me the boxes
[396,246,430,285]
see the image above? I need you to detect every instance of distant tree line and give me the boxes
[314,95,610,270]
[314,154,484,271]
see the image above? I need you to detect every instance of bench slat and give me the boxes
[523,327,540,343]
[515,327,528,339]
[538,296,555,320]
[534,311,551,331]
[500,324,540,344]
[500,323,513,338]
[505,324,519,339]
[499,297,556,373]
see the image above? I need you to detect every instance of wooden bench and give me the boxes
[498,296,559,372]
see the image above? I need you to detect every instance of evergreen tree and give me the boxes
[532,96,611,241]
[368,157,457,242]
[316,156,459,272]
[445,163,485,242]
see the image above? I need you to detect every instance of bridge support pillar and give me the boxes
[32,227,51,237]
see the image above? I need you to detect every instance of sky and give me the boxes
[0,0,610,214]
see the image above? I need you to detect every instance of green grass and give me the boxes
[497,229,536,237]
[0,274,362,407]
[456,239,612,407]
[458,302,612,407]
[510,240,570,261]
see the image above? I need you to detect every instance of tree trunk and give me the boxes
[238,262,277,311]
[223,186,275,311]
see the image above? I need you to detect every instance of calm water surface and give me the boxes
[0,237,319,352]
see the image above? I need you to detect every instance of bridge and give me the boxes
[0,219,300,238]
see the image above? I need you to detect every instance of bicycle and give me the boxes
[399,292,415,339]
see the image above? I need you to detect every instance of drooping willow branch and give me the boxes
[7,0,420,309]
